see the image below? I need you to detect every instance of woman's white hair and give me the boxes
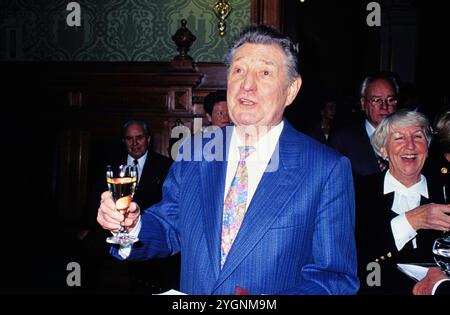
[371,109,432,159]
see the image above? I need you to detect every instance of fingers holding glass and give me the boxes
[105,164,139,245]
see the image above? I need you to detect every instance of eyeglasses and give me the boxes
[365,96,398,108]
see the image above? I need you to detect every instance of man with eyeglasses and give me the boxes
[329,72,399,176]
[97,25,359,295]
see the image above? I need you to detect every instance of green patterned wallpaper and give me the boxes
[0,0,250,62]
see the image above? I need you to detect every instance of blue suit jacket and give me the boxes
[115,121,359,294]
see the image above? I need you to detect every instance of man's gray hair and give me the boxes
[360,73,400,97]
[371,109,432,158]
[122,119,150,138]
[224,24,300,83]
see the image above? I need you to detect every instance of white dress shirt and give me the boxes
[365,119,376,139]
[365,119,382,160]
[119,122,284,258]
[118,152,147,256]
[127,151,147,184]
[384,171,429,251]
[224,121,284,209]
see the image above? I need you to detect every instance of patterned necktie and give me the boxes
[220,146,255,268]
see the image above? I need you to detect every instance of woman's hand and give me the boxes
[406,203,450,231]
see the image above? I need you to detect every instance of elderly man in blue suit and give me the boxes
[98,25,359,295]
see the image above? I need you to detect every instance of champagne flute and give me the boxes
[443,183,449,236]
[105,164,139,245]
[431,183,450,275]
[432,236,450,276]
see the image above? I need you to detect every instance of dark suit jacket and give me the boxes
[83,149,171,228]
[436,280,450,295]
[305,122,331,145]
[114,150,178,291]
[329,119,381,176]
[114,121,359,294]
[355,172,445,294]
[82,149,175,293]
[422,148,450,201]
[130,150,173,210]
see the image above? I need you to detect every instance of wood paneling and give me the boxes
[1,0,283,225]
[3,61,226,224]
[251,0,283,31]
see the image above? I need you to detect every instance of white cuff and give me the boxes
[118,216,142,259]
[390,213,417,251]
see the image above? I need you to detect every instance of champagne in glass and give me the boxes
[107,177,136,210]
[430,183,450,275]
[106,164,139,245]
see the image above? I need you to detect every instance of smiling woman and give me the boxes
[372,109,432,187]
[355,109,450,294]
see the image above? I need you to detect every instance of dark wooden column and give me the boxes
[251,0,283,31]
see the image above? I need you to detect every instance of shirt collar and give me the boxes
[383,170,429,198]
[127,150,148,167]
[365,119,376,138]
[230,121,284,162]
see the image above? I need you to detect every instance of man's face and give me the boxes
[124,123,149,159]
[207,101,230,127]
[361,79,397,127]
[226,43,301,128]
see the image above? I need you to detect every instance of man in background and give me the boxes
[82,119,176,293]
[98,25,358,295]
[203,90,231,128]
[329,73,399,176]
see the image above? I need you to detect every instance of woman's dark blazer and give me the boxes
[355,171,445,294]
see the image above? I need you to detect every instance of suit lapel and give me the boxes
[213,122,307,291]
[386,182,437,256]
[358,120,380,170]
[200,128,231,280]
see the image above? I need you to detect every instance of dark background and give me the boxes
[283,0,449,131]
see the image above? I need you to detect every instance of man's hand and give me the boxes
[97,191,140,232]
[413,267,448,295]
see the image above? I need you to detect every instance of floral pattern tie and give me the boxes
[220,146,255,268]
